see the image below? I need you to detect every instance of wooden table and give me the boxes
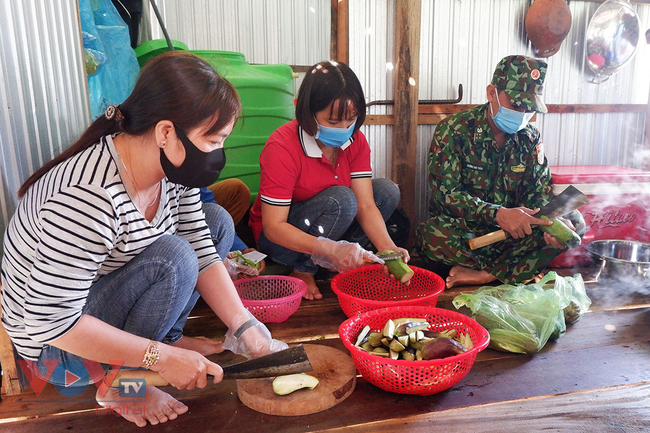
[2,267,650,432]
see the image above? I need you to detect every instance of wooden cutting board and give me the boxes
[236,344,357,416]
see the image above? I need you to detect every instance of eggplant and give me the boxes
[382,319,396,338]
[421,337,468,360]
[397,335,410,347]
[422,329,457,339]
[401,347,416,361]
[372,347,390,358]
[389,338,406,352]
[392,318,427,327]
[355,325,371,346]
[395,321,430,336]
[360,342,374,352]
[410,337,435,351]
[368,332,384,347]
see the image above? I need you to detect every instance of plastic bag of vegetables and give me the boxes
[557,273,591,325]
[452,272,590,354]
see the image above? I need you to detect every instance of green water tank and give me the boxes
[134,39,189,66]
[134,42,296,204]
[191,50,295,204]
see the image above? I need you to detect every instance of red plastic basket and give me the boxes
[331,265,445,317]
[339,306,490,395]
[234,276,307,323]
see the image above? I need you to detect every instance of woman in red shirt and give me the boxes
[249,61,409,299]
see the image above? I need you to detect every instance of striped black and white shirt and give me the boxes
[1,135,220,361]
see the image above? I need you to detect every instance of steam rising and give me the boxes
[585,272,650,311]
[554,160,650,246]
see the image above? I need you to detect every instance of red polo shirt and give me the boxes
[249,119,372,243]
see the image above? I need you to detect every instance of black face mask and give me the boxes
[160,126,226,188]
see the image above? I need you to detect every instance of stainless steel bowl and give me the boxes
[585,240,650,286]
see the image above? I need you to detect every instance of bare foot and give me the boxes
[171,335,224,356]
[96,386,188,427]
[291,269,322,300]
[446,266,497,288]
[529,272,545,284]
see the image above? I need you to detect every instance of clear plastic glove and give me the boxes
[311,236,384,273]
[222,310,288,358]
[224,255,260,281]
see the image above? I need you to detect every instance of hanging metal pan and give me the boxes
[585,0,641,83]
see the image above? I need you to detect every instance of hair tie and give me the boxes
[311,64,329,74]
[105,105,125,122]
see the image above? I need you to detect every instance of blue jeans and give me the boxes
[30,204,234,385]
[203,201,236,260]
[258,178,400,274]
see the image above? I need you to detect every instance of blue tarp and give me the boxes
[79,0,139,119]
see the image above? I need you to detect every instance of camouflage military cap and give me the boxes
[491,55,548,113]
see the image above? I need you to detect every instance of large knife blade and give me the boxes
[110,345,312,387]
[468,185,590,250]
[221,344,311,379]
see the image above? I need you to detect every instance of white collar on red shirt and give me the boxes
[298,126,354,158]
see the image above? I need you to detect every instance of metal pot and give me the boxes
[585,240,650,287]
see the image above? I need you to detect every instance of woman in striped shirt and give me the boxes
[1,51,285,427]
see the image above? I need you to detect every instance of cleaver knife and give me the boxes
[468,185,590,250]
[110,344,312,387]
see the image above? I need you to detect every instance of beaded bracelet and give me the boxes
[141,340,160,369]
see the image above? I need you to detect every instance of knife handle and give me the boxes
[108,369,219,388]
[468,230,508,250]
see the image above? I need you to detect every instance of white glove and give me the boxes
[311,236,384,273]
[222,310,288,358]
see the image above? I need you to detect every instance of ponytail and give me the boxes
[18,110,123,197]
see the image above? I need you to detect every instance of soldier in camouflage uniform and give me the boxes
[415,55,584,287]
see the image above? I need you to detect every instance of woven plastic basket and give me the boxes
[331,265,445,318]
[234,276,307,323]
[339,306,490,395]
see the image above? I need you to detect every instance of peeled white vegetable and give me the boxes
[272,373,319,395]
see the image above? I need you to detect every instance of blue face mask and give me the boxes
[314,121,355,148]
[490,96,535,134]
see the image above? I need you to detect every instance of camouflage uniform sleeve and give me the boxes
[428,119,501,224]
[519,127,553,208]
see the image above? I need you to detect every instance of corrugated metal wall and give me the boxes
[0,0,90,255]
[350,0,396,181]
[2,0,649,251]
[349,0,650,224]
[149,0,331,66]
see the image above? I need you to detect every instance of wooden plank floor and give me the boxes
[2,264,650,432]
